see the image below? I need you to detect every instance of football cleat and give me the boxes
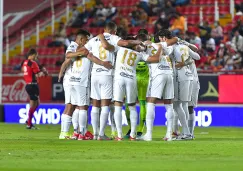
[136,134,152,141]
[85,131,94,140]
[98,135,111,140]
[115,137,123,141]
[59,132,70,140]
[172,132,180,138]
[78,134,86,140]
[163,136,174,141]
[130,136,136,141]
[93,134,98,140]
[26,124,39,130]
[71,132,79,140]
[175,134,193,141]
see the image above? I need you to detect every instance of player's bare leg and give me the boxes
[114,101,123,141]
[163,99,174,141]
[91,99,101,140]
[98,99,111,140]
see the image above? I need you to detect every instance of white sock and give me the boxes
[173,110,179,133]
[61,113,66,132]
[78,110,87,134]
[109,104,116,133]
[182,102,189,121]
[165,104,173,137]
[91,107,100,136]
[129,105,138,138]
[188,110,195,135]
[62,114,72,133]
[72,109,79,133]
[174,102,190,135]
[114,106,122,138]
[146,103,155,136]
[99,106,109,136]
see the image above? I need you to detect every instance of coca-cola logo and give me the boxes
[2,79,28,102]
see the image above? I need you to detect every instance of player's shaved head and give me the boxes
[136,33,148,42]
[105,21,117,34]
[77,29,90,38]
[76,29,90,46]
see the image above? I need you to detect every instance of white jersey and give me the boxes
[172,44,193,82]
[147,42,173,78]
[63,41,78,87]
[69,56,91,87]
[189,61,199,82]
[84,32,121,76]
[114,47,149,80]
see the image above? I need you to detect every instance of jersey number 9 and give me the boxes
[121,50,137,66]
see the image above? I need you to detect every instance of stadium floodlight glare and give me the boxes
[0,0,3,104]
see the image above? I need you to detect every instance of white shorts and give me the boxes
[146,74,174,99]
[91,75,113,100]
[174,80,192,102]
[70,85,90,106]
[189,80,200,107]
[63,84,72,104]
[113,78,137,104]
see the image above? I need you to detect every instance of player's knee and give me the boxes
[91,106,100,113]
[188,106,194,114]
[101,106,109,114]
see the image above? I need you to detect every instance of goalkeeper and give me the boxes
[124,29,151,138]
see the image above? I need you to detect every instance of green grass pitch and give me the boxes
[0,123,243,171]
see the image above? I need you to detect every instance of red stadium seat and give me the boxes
[187,16,200,25]
[204,15,214,24]
[203,6,214,15]
[219,6,229,15]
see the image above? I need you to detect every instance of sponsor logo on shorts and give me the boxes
[69,76,81,82]
[96,68,109,72]
[120,72,134,79]
[158,64,170,70]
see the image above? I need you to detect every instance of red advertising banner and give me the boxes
[219,75,243,103]
[2,75,52,103]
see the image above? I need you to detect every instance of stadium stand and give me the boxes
[2,0,243,74]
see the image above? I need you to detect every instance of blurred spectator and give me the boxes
[105,3,117,22]
[164,0,176,17]
[169,12,185,36]
[199,21,212,45]
[154,11,170,33]
[211,21,223,45]
[189,32,202,49]
[150,0,160,15]
[48,35,64,47]
[175,0,190,6]
[232,30,243,56]
[68,3,81,27]
[232,20,243,36]
[211,43,227,69]
[119,16,129,32]
[235,4,243,16]
[90,3,108,27]
[206,38,216,52]
[224,49,241,70]
[55,22,66,38]
[131,5,148,27]
[139,0,150,15]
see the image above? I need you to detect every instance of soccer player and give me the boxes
[172,41,200,137]
[58,30,112,140]
[22,48,48,129]
[171,40,200,140]
[124,30,150,138]
[138,30,179,141]
[83,22,142,140]
[111,40,163,141]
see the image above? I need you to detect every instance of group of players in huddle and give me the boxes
[58,21,200,141]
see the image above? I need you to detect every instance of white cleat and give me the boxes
[93,135,98,140]
[136,134,152,141]
[175,134,193,141]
